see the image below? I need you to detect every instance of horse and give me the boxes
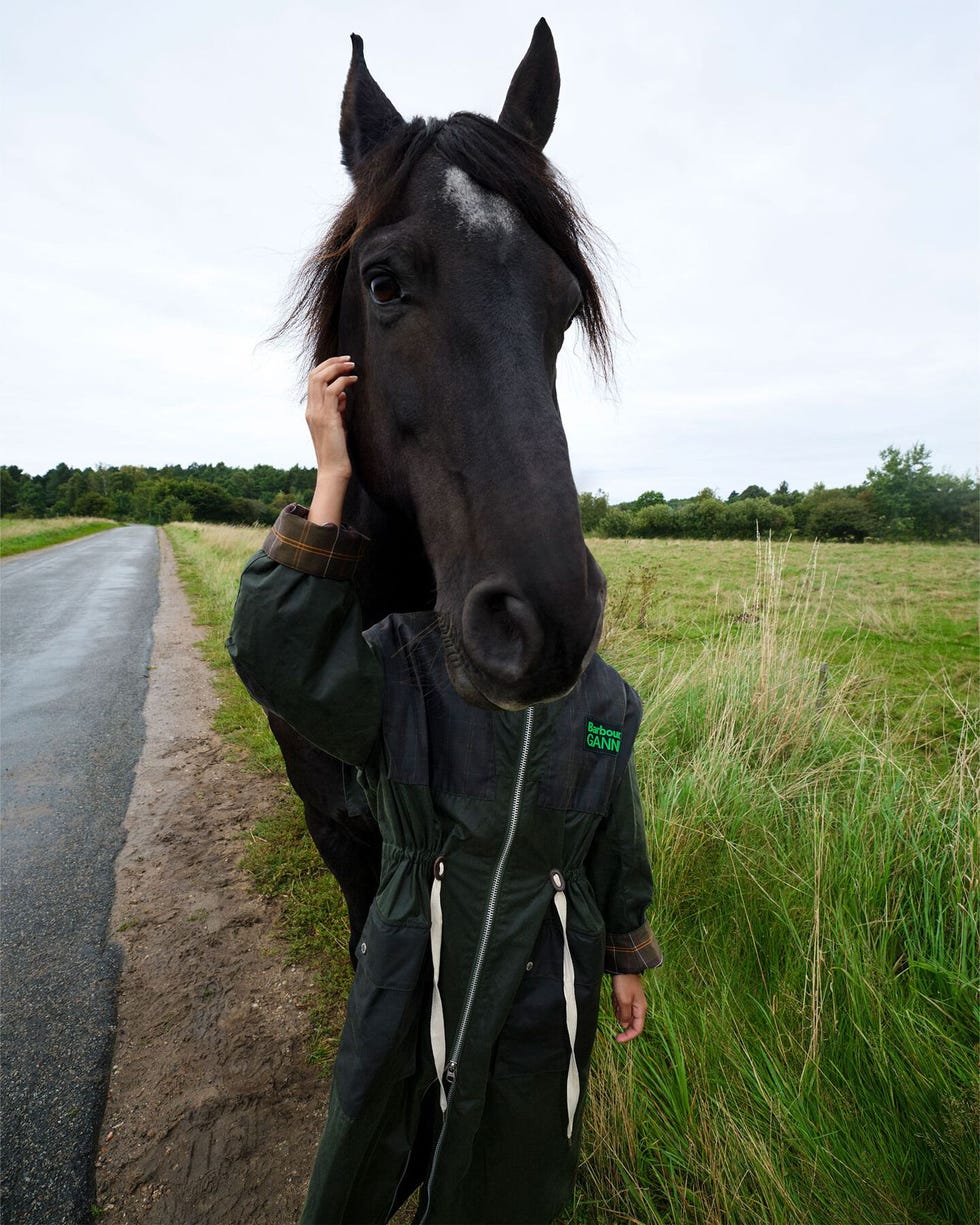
[268,19,615,959]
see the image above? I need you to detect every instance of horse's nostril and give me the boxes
[461,580,544,685]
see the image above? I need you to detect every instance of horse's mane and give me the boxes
[276,112,614,383]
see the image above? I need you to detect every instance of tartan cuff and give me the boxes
[262,505,369,580]
[605,921,663,974]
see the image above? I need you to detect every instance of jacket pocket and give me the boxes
[333,904,430,1118]
[568,926,605,1068]
[492,909,605,1079]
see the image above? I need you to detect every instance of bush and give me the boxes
[805,494,875,542]
[676,494,727,538]
[596,508,633,538]
[632,503,677,537]
[722,497,794,539]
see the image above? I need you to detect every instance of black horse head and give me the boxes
[285,20,612,710]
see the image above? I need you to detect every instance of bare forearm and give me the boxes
[309,471,349,526]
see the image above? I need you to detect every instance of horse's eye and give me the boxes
[369,273,401,304]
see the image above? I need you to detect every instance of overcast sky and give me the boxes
[2,0,977,501]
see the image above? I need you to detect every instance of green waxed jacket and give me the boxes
[227,508,662,1225]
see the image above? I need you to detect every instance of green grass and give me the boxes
[167,525,978,1224]
[165,523,355,1063]
[569,538,977,1224]
[591,538,977,772]
[0,516,118,556]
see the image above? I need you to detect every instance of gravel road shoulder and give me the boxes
[96,530,325,1222]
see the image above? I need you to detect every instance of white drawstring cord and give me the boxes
[429,857,448,1112]
[551,870,580,1141]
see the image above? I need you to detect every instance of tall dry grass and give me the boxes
[569,538,977,1224]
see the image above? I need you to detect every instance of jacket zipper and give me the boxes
[421,704,535,1217]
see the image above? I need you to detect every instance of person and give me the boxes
[227,357,663,1225]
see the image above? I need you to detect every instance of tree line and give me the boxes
[0,461,316,527]
[579,445,977,542]
[1,444,975,541]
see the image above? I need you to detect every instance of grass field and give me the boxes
[166,523,978,1225]
[0,516,118,556]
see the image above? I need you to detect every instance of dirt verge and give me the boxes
[96,530,325,1222]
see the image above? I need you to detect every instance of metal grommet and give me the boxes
[359,941,367,956]
[550,868,565,891]
[525,961,534,972]
[433,855,446,881]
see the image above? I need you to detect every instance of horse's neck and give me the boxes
[343,476,435,626]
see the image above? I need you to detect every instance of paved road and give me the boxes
[1,527,159,1224]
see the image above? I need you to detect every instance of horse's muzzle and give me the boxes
[447,569,606,709]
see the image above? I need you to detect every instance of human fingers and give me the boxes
[305,374,358,427]
[614,998,646,1043]
[306,373,357,415]
[313,373,358,400]
[309,355,354,382]
[309,355,352,372]
[612,977,647,1043]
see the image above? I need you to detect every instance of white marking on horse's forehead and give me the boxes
[442,165,517,235]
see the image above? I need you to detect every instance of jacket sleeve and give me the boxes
[586,688,663,975]
[225,505,383,767]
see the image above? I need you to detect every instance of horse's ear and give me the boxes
[498,18,560,150]
[340,34,405,172]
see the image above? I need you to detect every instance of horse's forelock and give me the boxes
[276,112,614,383]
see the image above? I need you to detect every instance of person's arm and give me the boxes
[588,755,662,972]
[589,757,661,1043]
[585,687,663,1042]
[226,357,382,766]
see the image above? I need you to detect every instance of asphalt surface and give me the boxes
[1,527,159,1224]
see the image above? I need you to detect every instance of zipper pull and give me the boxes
[444,1060,458,1086]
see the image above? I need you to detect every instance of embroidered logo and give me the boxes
[584,719,622,755]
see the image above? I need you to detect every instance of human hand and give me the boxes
[306,356,357,479]
[611,973,647,1043]
[306,357,357,526]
